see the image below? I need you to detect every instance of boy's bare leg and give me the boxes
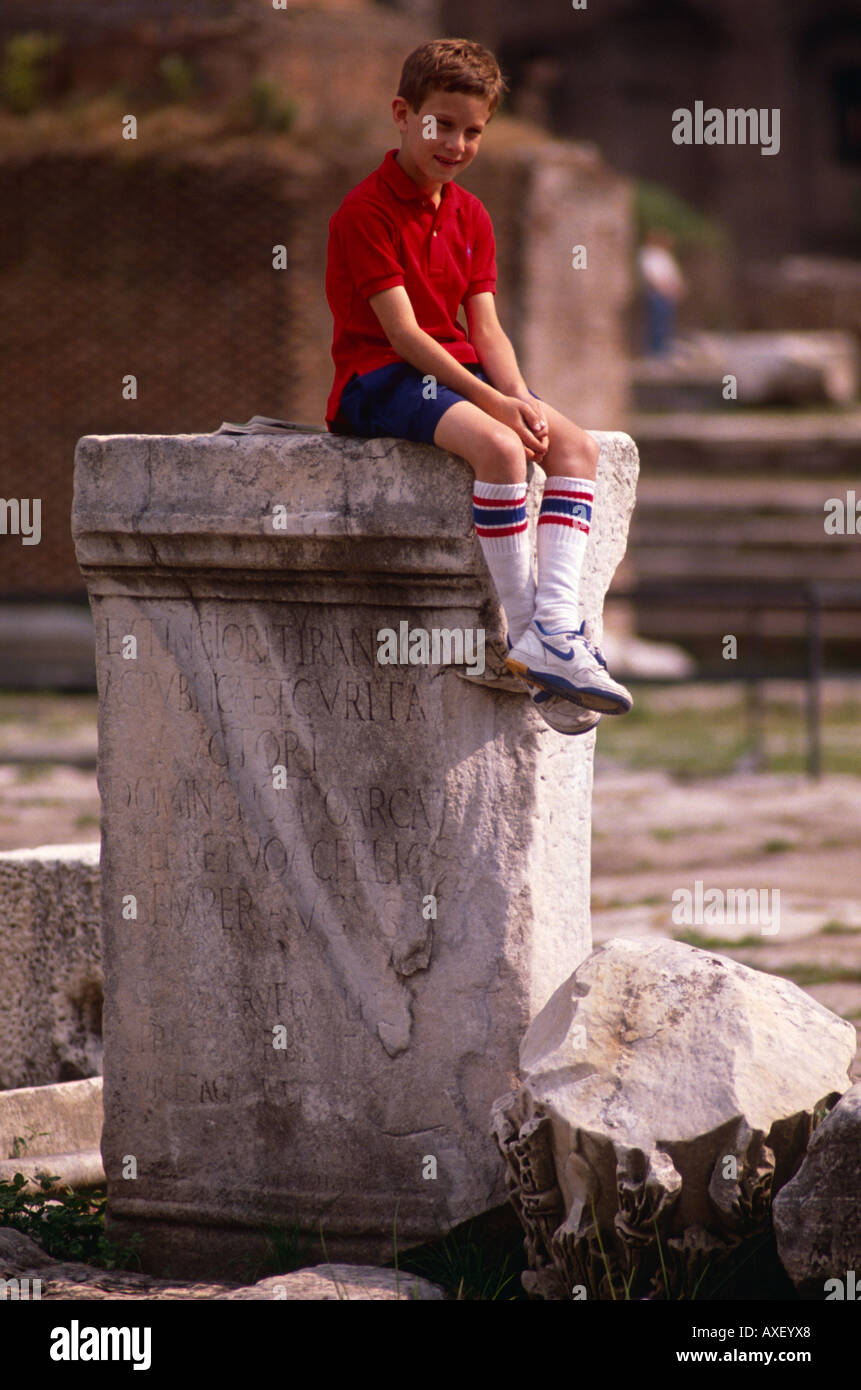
[433,400,534,640]
[493,399,631,713]
[432,399,527,484]
[432,394,599,479]
[516,398,599,637]
[433,399,611,728]
[531,399,600,480]
[436,395,630,712]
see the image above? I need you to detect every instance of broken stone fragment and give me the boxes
[491,937,856,1300]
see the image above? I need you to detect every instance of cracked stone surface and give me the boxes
[773,1081,861,1298]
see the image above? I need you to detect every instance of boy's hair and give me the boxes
[397,39,508,118]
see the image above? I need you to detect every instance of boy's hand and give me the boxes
[488,393,549,461]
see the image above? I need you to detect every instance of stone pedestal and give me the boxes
[72,428,637,1278]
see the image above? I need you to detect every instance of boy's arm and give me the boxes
[464,292,530,399]
[368,286,546,455]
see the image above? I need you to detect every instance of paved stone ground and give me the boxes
[0,693,857,1081]
[592,759,861,1082]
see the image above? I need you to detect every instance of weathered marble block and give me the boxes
[72,428,637,1278]
[0,844,102,1090]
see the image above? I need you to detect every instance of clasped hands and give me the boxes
[488,390,549,464]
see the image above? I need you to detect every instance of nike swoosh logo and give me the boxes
[539,639,575,661]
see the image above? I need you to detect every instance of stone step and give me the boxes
[629,411,861,476]
[628,608,861,640]
[632,516,855,548]
[630,548,861,581]
[635,477,855,509]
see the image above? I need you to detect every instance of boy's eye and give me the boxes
[434,125,481,137]
[430,119,482,139]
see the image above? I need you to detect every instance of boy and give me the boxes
[325,38,632,733]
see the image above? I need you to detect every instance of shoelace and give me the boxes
[567,621,608,671]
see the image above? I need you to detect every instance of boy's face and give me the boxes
[392,89,491,192]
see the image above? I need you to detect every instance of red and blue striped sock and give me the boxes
[533,475,594,633]
[472,480,535,644]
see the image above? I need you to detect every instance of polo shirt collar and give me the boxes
[379,148,446,203]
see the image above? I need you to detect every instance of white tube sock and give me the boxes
[472,481,535,644]
[532,475,594,633]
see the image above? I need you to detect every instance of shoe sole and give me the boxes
[537,712,601,735]
[522,679,602,735]
[506,658,633,714]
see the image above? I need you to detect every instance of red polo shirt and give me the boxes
[325,148,497,429]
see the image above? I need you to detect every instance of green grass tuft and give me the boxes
[0,1175,141,1269]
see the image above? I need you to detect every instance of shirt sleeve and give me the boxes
[336,199,406,300]
[464,200,497,298]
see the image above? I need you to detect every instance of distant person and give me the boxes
[638,228,685,356]
[325,39,633,733]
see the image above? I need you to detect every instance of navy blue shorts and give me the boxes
[331,361,542,446]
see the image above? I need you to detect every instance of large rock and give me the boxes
[773,1082,861,1299]
[491,937,856,1300]
[72,427,638,1277]
[0,844,102,1090]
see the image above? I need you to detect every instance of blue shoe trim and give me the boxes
[524,668,632,712]
[539,637,575,661]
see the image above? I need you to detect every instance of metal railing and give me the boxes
[606,580,861,778]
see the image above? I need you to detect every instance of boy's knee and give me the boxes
[476,425,527,483]
[570,425,600,474]
[583,431,600,470]
[548,422,599,478]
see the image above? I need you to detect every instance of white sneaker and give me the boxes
[504,634,602,734]
[506,619,633,715]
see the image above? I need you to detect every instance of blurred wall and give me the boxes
[0,128,631,599]
[437,0,861,260]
